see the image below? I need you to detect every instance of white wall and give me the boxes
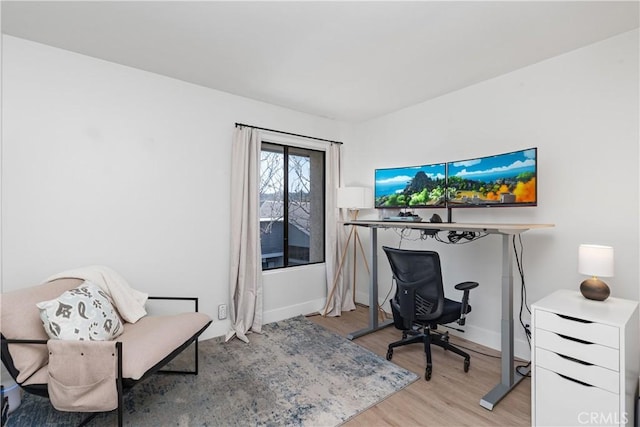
[2,29,638,356]
[344,29,639,358]
[0,36,346,339]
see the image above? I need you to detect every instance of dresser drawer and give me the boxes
[535,309,619,348]
[531,291,638,427]
[535,366,620,427]
[535,347,619,394]
[535,328,619,371]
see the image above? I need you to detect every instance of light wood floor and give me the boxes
[308,306,531,426]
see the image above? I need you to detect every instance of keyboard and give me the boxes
[382,216,423,222]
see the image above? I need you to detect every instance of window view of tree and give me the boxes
[260,143,325,270]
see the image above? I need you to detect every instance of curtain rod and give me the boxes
[235,122,343,145]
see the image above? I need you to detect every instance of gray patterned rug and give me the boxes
[7,315,418,426]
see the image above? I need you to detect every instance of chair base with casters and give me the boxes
[382,246,478,381]
[386,323,471,381]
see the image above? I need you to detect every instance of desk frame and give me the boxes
[344,220,553,411]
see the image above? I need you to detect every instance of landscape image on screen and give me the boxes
[375,163,447,208]
[447,148,536,207]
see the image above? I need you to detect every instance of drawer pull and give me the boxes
[557,373,594,387]
[556,313,592,324]
[557,353,593,366]
[556,333,593,345]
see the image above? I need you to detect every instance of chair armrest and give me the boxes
[147,296,200,312]
[2,338,48,345]
[454,281,479,291]
[454,282,479,326]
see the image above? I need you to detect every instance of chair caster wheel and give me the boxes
[464,359,470,372]
[425,366,432,381]
[386,349,393,361]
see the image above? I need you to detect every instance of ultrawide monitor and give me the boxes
[446,147,537,208]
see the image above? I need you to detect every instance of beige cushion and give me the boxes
[117,312,211,380]
[20,312,211,386]
[1,279,83,383]
[22,365,49,387]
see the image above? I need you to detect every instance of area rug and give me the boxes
[7,315,418,426]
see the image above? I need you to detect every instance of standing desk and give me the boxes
[343,220,554,411]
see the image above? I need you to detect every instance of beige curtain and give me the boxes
[322,143,356,316]
[226,126,263,343]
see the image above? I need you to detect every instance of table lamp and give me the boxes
[578,244,614,301]
[336,187,373,220]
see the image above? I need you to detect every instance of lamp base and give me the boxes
[580,278,610,301]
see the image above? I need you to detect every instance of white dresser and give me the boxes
[532,289,639,427]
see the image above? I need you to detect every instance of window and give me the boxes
[260,142,325,270]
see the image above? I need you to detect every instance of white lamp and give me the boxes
[323,187,373,316]
[578,244,614,301]
[336,187,373,219]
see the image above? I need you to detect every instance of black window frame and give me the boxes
[259,141,326,271]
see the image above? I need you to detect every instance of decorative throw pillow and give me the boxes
[36,281,124,341]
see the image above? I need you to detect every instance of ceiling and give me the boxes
[2,1,639,122]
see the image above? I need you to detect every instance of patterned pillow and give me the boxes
[36,281,124,341]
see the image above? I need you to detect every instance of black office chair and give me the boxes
[382,246,478,381]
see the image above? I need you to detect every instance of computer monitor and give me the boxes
[374,163,447,209]
[446,147,537,208]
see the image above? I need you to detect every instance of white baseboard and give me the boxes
[262,298,326,324]
[205,297,531,362]
[448,323,531,362]
[201,298,326,342]
[354,291,531,361]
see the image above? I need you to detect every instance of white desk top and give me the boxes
[344,220,554,235]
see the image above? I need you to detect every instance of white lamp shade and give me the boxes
[336,187,373,209]
[578,244,614,278]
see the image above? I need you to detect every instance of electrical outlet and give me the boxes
[218,304,227,320]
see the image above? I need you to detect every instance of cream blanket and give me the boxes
[44,265,148,323]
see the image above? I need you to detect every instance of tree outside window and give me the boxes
[260,143,325,270]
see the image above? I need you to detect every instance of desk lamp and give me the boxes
[336,187,373,221]
[323,187,373,315]
[578,244,614,301]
